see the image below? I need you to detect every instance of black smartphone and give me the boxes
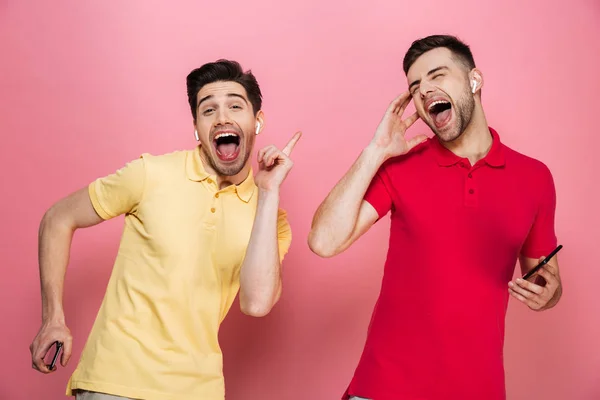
[522,244,563,280]
[45,341,63,370]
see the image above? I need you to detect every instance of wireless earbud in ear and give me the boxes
[194,129,199,141]
[255,122,261,135]
[471,79,477,94]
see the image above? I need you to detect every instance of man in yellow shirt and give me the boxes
[29,59,300,400]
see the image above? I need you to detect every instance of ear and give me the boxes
[255,110,265,135]
[192,119,199,141]
[470,68,484,94]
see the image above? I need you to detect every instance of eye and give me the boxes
[202,108,215,116]
[432,74,444,80]
[231,104,243,110]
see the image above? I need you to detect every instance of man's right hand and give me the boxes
[369,91,428,161]
[30,320,72,373]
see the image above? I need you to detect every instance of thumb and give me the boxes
[61,340,72,367]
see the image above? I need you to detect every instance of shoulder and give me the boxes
[380,137,434,177]
[139,149,189,165]
[122,149,192,187]
[503,145,553,178]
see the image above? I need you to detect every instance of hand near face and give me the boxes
[370,91,428,161]
[254,131,302,191]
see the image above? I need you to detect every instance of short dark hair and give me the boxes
[403,35,476,74]
[186,59,263,120]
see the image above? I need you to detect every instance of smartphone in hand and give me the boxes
[44,341,63,371]
[522,244,563,281]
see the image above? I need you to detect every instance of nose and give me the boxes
[419,79,436,98]
[214,108,233,127]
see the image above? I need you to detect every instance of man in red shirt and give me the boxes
[308,35,563,400]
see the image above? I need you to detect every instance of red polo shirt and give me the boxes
[344,127,557,400]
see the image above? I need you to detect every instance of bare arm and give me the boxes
[31,187,104,373]
[239,189,283,317]
[308,92,427,258]
[239,132,301,317]
[308,145,384,258]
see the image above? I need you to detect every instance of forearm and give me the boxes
[239,188,282,317]
[38,210,74,324]
[308,144,385,255]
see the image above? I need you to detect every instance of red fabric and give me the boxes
[343,127,557,400]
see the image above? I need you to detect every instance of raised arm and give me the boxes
[308,92,427,258]
[238,132,300,317]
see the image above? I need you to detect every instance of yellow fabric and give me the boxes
[66,147,292,400]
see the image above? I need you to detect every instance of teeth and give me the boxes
[428,100,449,111]
[215,132,238,140]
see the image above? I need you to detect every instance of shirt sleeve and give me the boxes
[277,208,292,263]
[88,157,147,220]
[520,164,558,258]
[363,167,393,219]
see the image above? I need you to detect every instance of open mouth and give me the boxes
[427,100,453,129]
[213,131,241,162]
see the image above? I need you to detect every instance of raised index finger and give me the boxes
[282,131,302,156]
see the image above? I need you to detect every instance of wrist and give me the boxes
[257,187,281,200]
[363,142,389,166]
[42,302,65,325]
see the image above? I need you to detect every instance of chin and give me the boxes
[435,128,462,143]
[212,152,250,177]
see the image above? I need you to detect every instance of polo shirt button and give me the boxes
[207,178,213,184]
[469,189,474,194]
[210,207,216,213]
[215,193,219,198]
[468,173,473,178]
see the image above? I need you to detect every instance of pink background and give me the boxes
[1,1,599,399]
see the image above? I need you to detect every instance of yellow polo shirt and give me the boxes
[66,147,292,400]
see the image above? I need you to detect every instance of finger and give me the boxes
[509,288,540,309]
[33,357,51,373]
[508,281,535,299]
[544,258,559,275]
[387,92,411,114]
[267,150,285,167]
[261,148,278,167]
[407,134,428,150]
[536,267,558,289]
[282,131,302,156]
[403,111,420,129]
[61,338,72,367]
[257,145,274,163]
[514,278,544,295]
[394,94,413,115]
[33,341,55,373]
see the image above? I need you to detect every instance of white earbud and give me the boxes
[471,79,477,94]
[255,122,261,135]
[194,129,199,141]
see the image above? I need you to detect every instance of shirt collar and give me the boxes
[432,126,505,167]
[186,146,256,203]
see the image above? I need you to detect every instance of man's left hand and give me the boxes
[508,256,561,311]
[255,131,302,191]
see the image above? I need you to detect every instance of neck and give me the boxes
[442,102,492,165]
[198,147,252,189]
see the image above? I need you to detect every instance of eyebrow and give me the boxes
[408,66,449,91]
[197,93,249,108]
